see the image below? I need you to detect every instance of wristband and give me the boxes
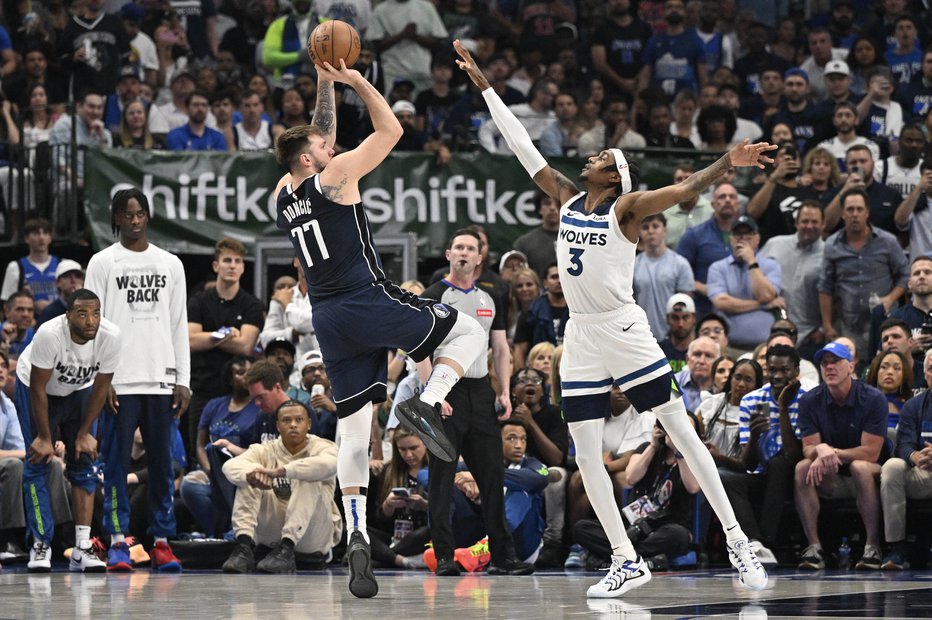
[748,262,760,270]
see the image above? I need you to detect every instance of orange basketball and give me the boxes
[308,20,361,69]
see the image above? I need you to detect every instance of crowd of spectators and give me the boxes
[0,0,932,576]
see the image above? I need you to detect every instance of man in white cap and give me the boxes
[455,39,773,597]
[36,259,85,328]
[815,59,862,119]
[498,250,528,283]
[298,350,337,441]
[659,293,696,373]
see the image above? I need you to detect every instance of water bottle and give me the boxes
[869,292,881,310]
[838,537,851,570]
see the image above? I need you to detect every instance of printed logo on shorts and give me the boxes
[432,303,451,319]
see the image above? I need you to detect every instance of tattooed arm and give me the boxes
[627,139,776,219]
[312,78,337,149]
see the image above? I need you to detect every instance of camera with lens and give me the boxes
[625,518,653,543]
[921,313,932,336]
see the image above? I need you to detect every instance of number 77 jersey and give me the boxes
[556,191,637,314]
[277,174,386,303]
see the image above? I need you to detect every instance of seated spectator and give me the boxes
[540,92,581,157]
[573,412,703,571]
[710,356,735,394]
[35,259,84,328]
[879,350,932,570]
[576,96,646,157]
[507,268,540,343]
[795,342,888,571]
[670,90,700,147]
[764,329,820,387]
[233,90,282,151]
[525,343,555,398]
[2,291,36,356]
[699,358,763,471]
[872,318,925,392]
[210,90,237,152]
[721,344,807,566]
[644,101,697,149]
[499,250,528,284]
[747,143,822,244]
[263,337,311,406]
[276,88,311,131]
[696,104,737,151]
[800,147,843,201]
[696,312,730,355]
[886,258,932,376]
[659,293,696,373]
[478,78,557,153]
[665,164,713,250]
[707,216,783,350]
[633,213,695,340]
[674,336,720,411]
[499,419,550,563]
[221,400,341,574]
[367,427,430,569]
[297,350,337,442]
[245,360,293,444]
[19,83,58,154]
[866,349,913,434]
[165,90,227,151]
[180,355,261,537]
[115,100,163,149]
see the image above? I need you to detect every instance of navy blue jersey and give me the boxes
[277,174,385,302]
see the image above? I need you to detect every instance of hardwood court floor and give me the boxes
[1,567,930,619]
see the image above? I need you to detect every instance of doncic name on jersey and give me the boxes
[115,271,168,303]
[55,360,101,385]
[281,197,314,223]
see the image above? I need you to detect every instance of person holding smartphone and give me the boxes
[747,142,821,244]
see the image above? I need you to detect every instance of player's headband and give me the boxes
[609,148,632,195]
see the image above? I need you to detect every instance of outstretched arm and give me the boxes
[627,140,776,219]
[454,40,580,205]
[312,73,337,148]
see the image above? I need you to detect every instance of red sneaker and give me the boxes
[454,537,490,573]
[423,545,437,573]
[150,541,182,573]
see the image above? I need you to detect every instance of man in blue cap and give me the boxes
[793,341,888,571]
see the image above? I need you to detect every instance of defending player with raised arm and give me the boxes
[454,39,775,599]
[272,61,489,599]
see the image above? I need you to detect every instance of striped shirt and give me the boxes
[738,383,806,472]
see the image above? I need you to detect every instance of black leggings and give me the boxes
[574,518,691,560]
[367,525,431,567]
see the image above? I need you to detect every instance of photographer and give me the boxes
[572,413,702,571]
[821,144,904,235]
[893,161,932,258]
[747,142,821,244]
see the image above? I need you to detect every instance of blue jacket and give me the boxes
[894,390,932,464]
[523,295,566,348]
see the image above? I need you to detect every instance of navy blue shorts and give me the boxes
[312,280,458,417]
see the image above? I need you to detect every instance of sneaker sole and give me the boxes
[881,562,904,571]
[107,562,134,572]
[855,562,881,570]
[587,568,652,599]
[797,562,824,570]
[153,561,183,573]
[222,563,254,574]
[27,565,51,573]
[348,546,378,598]
[395,403,457,462]
[70,562,107,573]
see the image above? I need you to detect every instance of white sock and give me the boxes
[568,419,637,561]
[111,533,126,545]
[420,363,459,407]
[154,536,167,545]
[76,525,91,550]
[653,398,745,543]
[343,494,369,543]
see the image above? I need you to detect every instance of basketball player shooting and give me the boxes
[453,39,776,598]
[273,60,488,598]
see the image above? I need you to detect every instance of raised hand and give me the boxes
[728,139,778,169]
[315,60,362,86]
[453,39,491,91]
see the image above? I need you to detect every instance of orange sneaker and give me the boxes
[150,541,182,572]
[424,545,437,572]
[454,537,490,573]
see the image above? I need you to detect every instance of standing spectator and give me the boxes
[512,193,559,281]
[262,0,313,87]
[895,160,932,257]
[794,342,888,571]
[693,0,733,78]
[665,164,713,249]
[590,0,653,96]
[415,55,458,141]
[638,0,707,97]
[14,290,120,572]
[677,183,739,317]
[233,90,282,151]
[823,145,905,235]
[513,263,568,372]
[673,336,720,411]
[819,188,909,359]
[149,72,198,134]
[3,292,36,356]
[49,91,112,191]
[707,216,782,350]
[1,218,59,312]
[57,0,131,100]
[847,36,885,97]
[759,201,825,354]
[2,44,69,111]
[815,60,864,120]
[771,69,822,152]
[747,143,822,244]
[879,351,932,570]
[35,259,84,328]
[856,68,905,149]
[800,27,848,103]
[421,229,531,576]
[165,91,227,151]
[84,188,191,572]
[659,293,696,373]
[368,0,448,97]
[540,92,581,157]
[633,213,694,340]
[886,17,923,85]
[313,0,371,36]
[800,147,844,202]
[732,23,791,98]
[121,3,158,88]
[887,256,932,357]
[259,259,317,385]
[479,78,557,153]
[895,47,932,123]
[170,0,219,60]
[576,97,646,157]
[187,237,264,457]
[221,400,341,574]
[817,102,882,169]
[516,0,576,65]
[506,268,540,343]
[644,101,695,149]
[876,124,926,199]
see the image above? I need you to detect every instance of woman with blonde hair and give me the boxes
[508,268,541,342]
[117,100,162,149]
[800,147,842,199]
[527,341,555,403]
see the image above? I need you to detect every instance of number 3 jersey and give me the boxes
[277,174,386,303]
[557,192,637,314]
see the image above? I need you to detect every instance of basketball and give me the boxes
[308,20,361,69]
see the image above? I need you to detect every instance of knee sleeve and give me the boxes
[433,311,486,371]
[568,419,604,471]
[336,403,373,490]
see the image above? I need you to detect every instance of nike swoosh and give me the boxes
[622,323,635,331]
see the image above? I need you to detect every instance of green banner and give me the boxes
[85,148,715,258]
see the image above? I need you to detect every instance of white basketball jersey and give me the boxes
[875,156,922,198]
[557,191,636,314]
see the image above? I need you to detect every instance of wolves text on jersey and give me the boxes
[559,227,608,246]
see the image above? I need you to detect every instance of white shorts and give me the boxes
[560,304,674,419]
